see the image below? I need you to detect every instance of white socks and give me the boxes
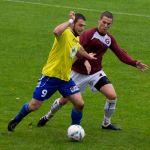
[46,98,62,119]
[103,99,117,126]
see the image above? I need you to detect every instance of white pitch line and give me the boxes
[2,0,150,18]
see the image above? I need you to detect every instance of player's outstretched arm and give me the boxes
[136,61,148,71]
[53,11,75,37]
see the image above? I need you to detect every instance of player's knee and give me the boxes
[79,103,84,110]
[75,102,84,111]
[28,103,40,111]
[28,99,42,111]
[59,97,68,105]
[61,100,68,105]
[107,93,117,100]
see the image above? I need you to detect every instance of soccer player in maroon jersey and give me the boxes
[37,11,148,130]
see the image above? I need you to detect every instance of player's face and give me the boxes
[98,16,112,34]
[74,19,86,36]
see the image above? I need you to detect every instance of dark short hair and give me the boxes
[74,13,86,23]
[100,11,113,19]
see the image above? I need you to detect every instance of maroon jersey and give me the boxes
[72,28,137,75]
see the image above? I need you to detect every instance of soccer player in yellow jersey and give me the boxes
[8,11,96,131]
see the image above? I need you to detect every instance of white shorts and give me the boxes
[71,70,107,92]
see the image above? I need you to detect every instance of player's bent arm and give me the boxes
[78,46,97,60]
[53,20,73,37]
[53,11,75,37]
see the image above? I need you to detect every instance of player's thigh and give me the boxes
[93,74,117,99]
[100,84,117,100]
[59,78,80,98]
[33,75,57,101]
[58,78,84,108]
[89,70,108,92]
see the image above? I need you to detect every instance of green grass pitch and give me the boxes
[0,0,150,150]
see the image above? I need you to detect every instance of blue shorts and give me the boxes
[33,75,80,101]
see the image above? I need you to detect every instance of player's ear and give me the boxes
[98,19,101,27]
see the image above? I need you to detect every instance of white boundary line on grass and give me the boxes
[3,0,150,18]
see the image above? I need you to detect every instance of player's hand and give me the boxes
[136,61,148,71]
[69,11,75,21]
[84,60,91,74]
[88,53,97,60]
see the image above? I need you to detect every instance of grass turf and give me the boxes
[0,0,150,150]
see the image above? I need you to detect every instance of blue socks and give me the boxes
[15,103,31,122]
[71,108,83,125]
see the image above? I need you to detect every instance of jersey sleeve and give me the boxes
[110,35,137,67]
[55,28,69,42]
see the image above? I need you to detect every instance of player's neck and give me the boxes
[72,28,79,37]
[97,28,106,36]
